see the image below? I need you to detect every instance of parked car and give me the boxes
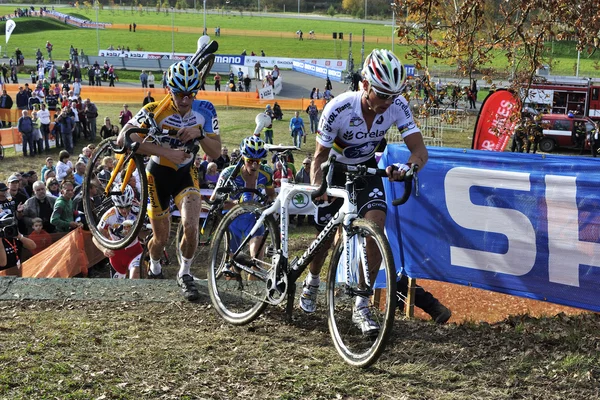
[538,113,598,153]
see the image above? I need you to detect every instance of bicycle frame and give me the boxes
[231,167,369,306]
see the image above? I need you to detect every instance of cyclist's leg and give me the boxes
[172,164,202,301]
[146,163,175,277]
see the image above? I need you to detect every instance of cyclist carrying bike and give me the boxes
[92,185,143,279]
[299,49,431,334]
[118,60,222,301]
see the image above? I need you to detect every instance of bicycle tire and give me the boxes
[326,218,396,368]
[0,144,4,160]
[83,136,148,250]
[207,202,279,325]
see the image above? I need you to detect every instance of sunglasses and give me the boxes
[303,162,311,165]
[370,88,398,101]
[173,91,197,100]
[244,157,260,164]
[117,205,132,210]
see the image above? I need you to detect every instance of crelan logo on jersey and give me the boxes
[292,193,310,209]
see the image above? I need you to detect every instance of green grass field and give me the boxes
[1,6,600,76]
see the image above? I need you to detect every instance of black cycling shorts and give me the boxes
[146,160,200,220]
[315,157,386,230]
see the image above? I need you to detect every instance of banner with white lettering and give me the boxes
[381,145,600,312]
[259,86,274,99]
[292,60,343,82]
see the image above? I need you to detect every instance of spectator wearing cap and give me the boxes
[40,157,55,182]
[8,175,28,206]
[6,175,28,233]
[23,181,56,234]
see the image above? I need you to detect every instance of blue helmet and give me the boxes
[567,112,575,118]
[166,61,201,93]
[240,136,267,159]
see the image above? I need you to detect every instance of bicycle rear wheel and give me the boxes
[207,203,279,325]
[326,218,396,368]
[83,136,148,250]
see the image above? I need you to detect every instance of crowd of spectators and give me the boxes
[0,143,102,274]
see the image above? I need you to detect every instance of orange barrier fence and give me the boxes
[0,85,327,119]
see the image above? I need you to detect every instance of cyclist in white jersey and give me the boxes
[93,185,143,279]
[118,60,222,301]
[299,49,432,334]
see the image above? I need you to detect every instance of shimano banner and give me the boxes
[381,145,600,312]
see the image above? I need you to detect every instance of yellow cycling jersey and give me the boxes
[130,98,220,170]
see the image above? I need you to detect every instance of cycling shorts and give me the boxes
[315,157,386,230]
[228,212,265,252]
[109,242,143,276]
[146,159,201,220]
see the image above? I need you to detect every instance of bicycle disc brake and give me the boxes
[265,250,288,305]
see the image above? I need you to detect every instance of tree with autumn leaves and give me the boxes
[395,0,600,91]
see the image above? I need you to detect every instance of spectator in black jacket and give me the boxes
[16,87,30,110]
[142,91,155,106]
[0,89,13,127]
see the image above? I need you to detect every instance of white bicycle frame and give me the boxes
[237,168,373,291]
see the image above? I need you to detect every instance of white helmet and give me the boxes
[362,49,406,95]
[111,185,134,208]
[254,112,272,135]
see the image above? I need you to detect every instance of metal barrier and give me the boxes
[388,106,474,148]
[81,55,230,73]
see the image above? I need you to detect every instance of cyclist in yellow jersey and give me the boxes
[118,61,222,301]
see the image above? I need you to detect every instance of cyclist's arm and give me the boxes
[404,131,428,168]
[196,133,221,160]
[311,141,331,187]
[386,132,428,181]
[117,122,186,162]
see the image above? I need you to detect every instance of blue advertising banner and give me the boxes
[292,60,343,81]
[381,145,600,312]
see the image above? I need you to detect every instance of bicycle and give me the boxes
[207,155,417,367]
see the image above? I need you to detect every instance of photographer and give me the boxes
[0,210,36,276]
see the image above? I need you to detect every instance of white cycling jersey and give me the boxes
[97,207,139,249]
[129,99,220,170]
[316,90,420,164]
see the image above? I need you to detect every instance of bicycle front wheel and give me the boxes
[83,136,148,250]
[326,218,396,368]
[207,203,279,325]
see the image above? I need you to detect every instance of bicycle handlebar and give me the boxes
[122,113,200,155]
[310,155,418,206]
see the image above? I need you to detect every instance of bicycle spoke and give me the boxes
[327,218,396,368]
[208,203,279,325]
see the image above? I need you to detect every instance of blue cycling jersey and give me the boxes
[214,163,273,202]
